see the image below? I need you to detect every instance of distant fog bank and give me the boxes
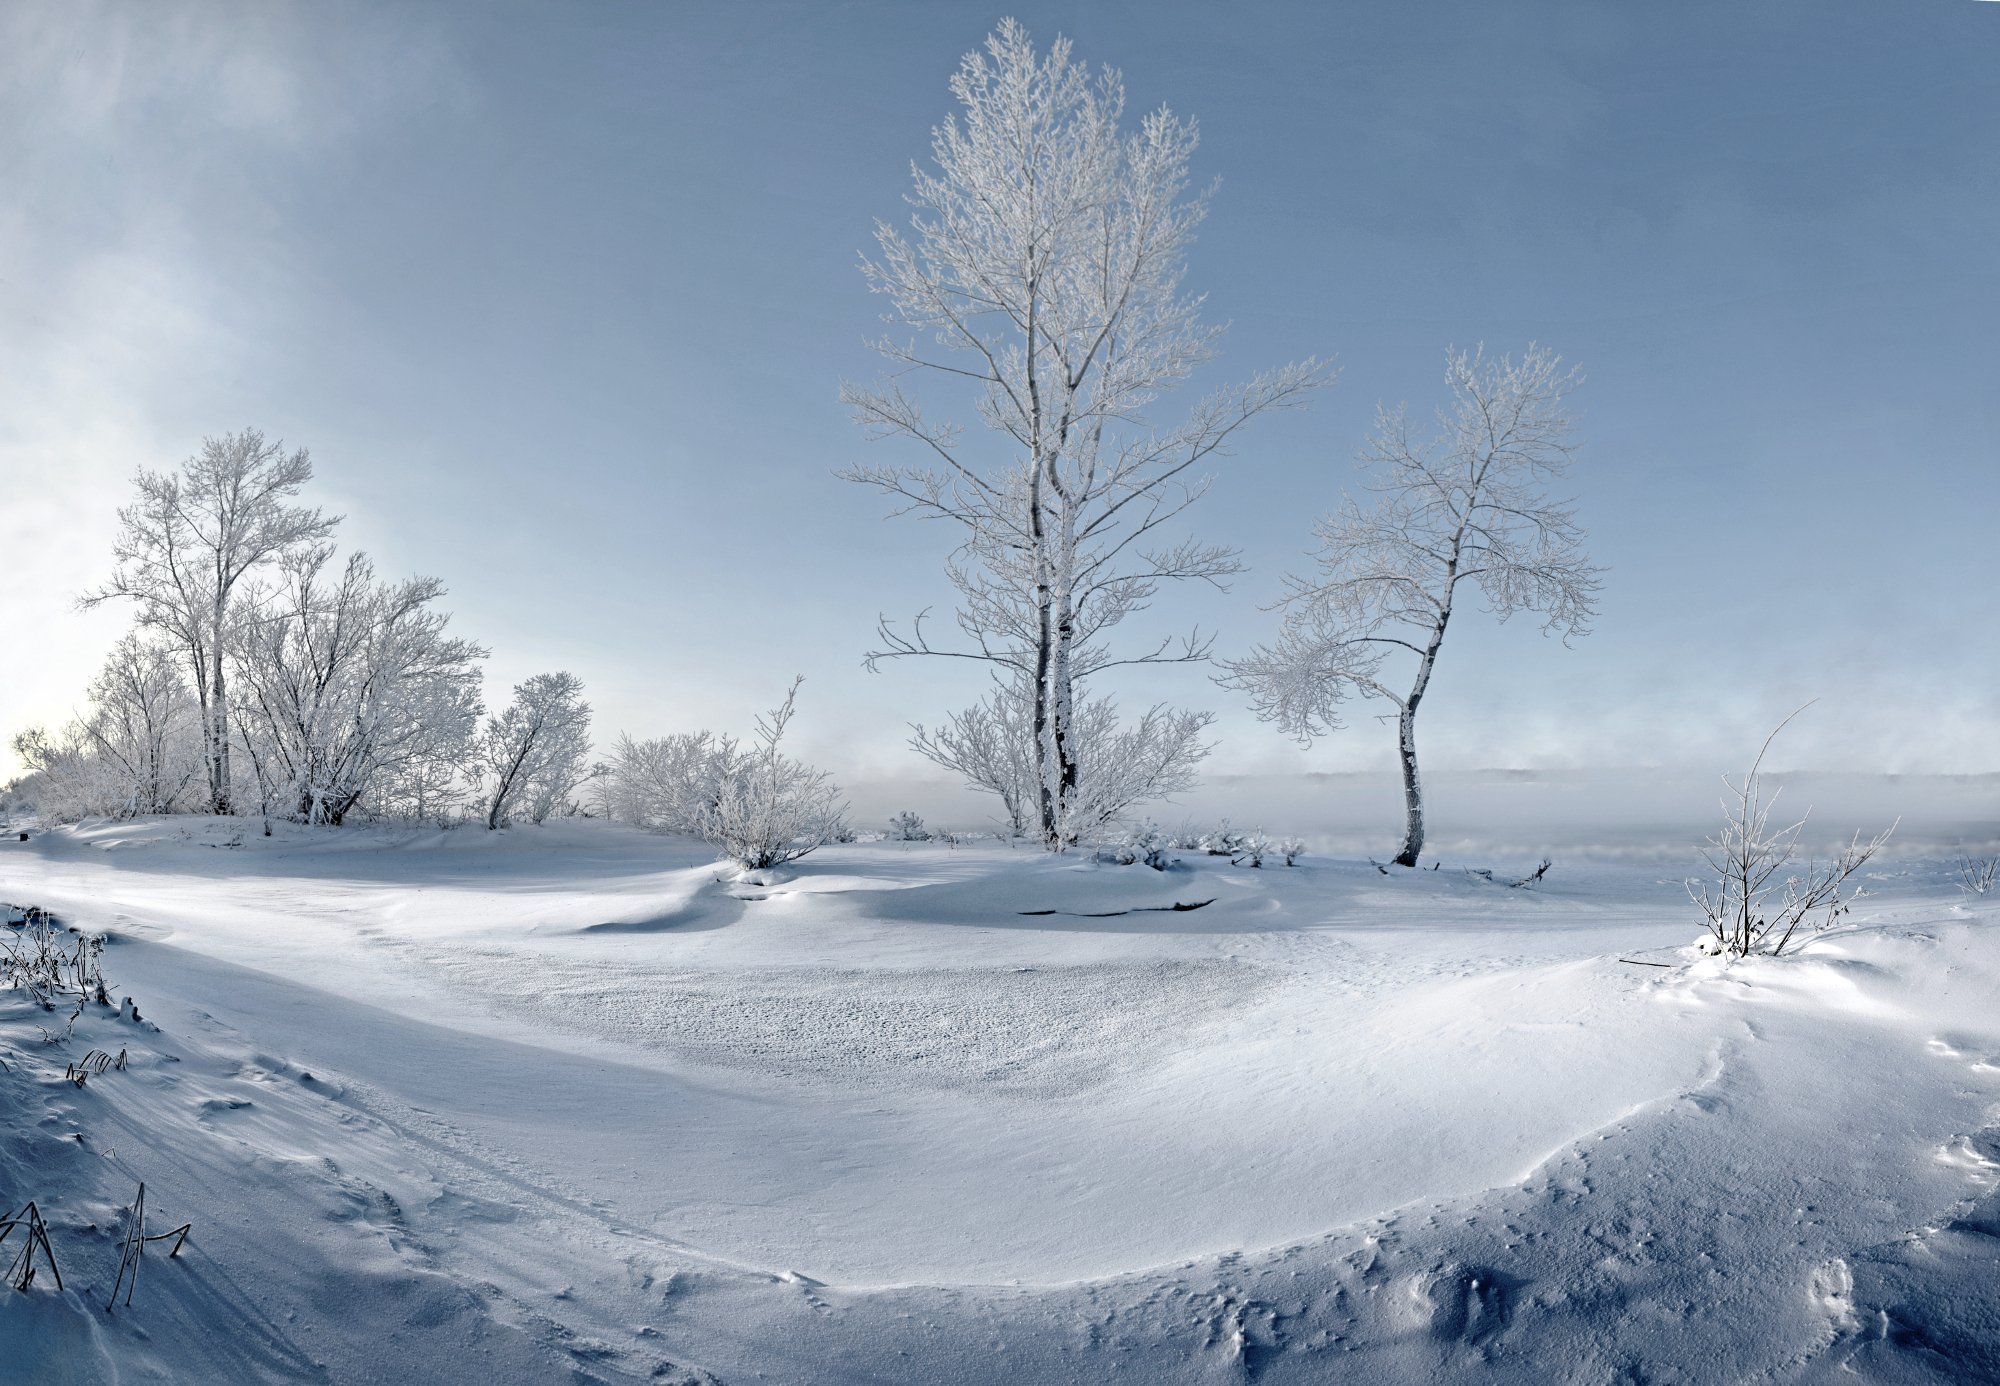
[843,769,2000,862]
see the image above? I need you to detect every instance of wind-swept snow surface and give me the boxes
[2,819,1996,1382]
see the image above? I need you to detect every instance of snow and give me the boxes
[3,813,1997,1382]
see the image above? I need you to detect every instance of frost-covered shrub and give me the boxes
[233,550,485,827]
[1688,712,1894,958]
[912,683,1216,848]
[610,683,847,869]
[1098,819,1171,870]
[1161,821,1301,867]
[702,679,848,872]
[888,811,931,841]
[1198,822,1247,857]
[1957,854,1998,896]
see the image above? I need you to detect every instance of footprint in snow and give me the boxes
[1937,1128,2000,1174]
[777,1269,833,1315]
[1929,1034,2000,1073]
[1806,1257,1860,1337]
[1397,1263,1507,1343]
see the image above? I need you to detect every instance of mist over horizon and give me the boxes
[843,765,2000,861]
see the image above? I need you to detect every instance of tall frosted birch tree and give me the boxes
[86,429,338,815]
[1221,346,1601,866]
[841,19,1324,850]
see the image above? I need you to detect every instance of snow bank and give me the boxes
[2,817,1995,1382]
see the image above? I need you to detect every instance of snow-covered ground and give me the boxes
[3,816,1997,1382]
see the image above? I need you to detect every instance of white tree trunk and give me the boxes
[207,625,232,817]
[1394,704,1424,867]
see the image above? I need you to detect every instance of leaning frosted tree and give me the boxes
[841,20,1323,850]
[1222,347,1601,865]
[477,672,594,829]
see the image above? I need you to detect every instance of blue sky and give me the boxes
[3,1,1996,782]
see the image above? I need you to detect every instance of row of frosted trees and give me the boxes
[10,433,848,864]
[11,432,595,830]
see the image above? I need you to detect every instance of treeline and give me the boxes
[10,432,594,830]
[8,431,853,866]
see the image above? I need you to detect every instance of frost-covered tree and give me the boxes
[605,730,739,836]
[912,675,1212,841]
[841,20,1325,852]
[85,429,338,814]
[9,725,111,821]
[477,672,593,829]
[701,677,848,871]
[80,634,203,815]
[1222,347,1601,866]
[232,547,485,826]
[371,750,474,826]
[10,635,203,820]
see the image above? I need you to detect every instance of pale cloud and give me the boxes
[0,1,471,778]
[1,1,469,148]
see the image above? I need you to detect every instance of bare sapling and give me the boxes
[1688,709,1896,958]
[1955,853,1997,896]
